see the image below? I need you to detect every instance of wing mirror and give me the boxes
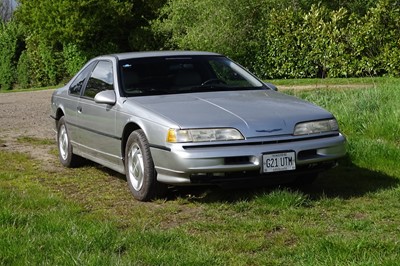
[94,90,116,105]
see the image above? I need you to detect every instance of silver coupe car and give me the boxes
[51,51,346,201]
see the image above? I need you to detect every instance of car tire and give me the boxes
[125,130,167,201]
[57,116,82,167]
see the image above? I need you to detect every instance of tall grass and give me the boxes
[286,80,400,177]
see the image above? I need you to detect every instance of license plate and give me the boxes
[262,152,296,173]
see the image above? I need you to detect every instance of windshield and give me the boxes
[119,55,264,96]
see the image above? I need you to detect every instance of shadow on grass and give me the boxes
[168,157,400,203]
[298,164,399,200]
[84,154,399,204]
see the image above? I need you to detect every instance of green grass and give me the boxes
[17,136,55,146]
[269,76,396,87]
[285,79,400,177]
[0,84,59,93]
[1,78,400,265]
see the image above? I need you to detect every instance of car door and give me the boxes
[74,60,121,165]
[65,62,96,143]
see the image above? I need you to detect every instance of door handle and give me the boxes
[77,106,82,113]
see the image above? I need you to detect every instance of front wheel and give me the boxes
[125,130,167,201]
[57,116,82,167]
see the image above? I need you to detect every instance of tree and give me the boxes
[0,19,22,90]
[15,0,167,54]
[16,0,133,54]
[153,0,400,78]
[13,0,167,86]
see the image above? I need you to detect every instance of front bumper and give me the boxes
[151,133,346,185]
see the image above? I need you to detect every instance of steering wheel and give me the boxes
[201,78,227,86]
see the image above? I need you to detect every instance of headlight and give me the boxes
[294,119,339,136]
[167,128,244,143]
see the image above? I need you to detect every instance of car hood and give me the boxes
[127,90,334,138]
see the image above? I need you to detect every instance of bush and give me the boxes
[265,6,350,79]
[153,0,400,79]
[62,43,88,77]
[152,0,268,66]
[16,50,30,89]
[252,7,308,79]
[24,37,65,87]
[3,0,400,90]
[0,21,21,90]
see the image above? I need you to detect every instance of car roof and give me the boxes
[106,51,222,61]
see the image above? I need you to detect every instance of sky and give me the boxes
[10,0,17,9]
[1,0,17,20]
[2,0,17,10]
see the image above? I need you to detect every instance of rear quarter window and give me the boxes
[69,62,95,96]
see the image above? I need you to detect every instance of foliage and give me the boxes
[62,43,88,77]
[22,36,66,87]
[128,0,168,51]
[16,50,30,89]
[154,0,400,79]
[15,0,167,53]
[252,5,351,79]
[12,0,135,87]
[7,0,167,88]
[152,0,270,66]
[15,0,131,51]
[1,0,400,89]
[0,20,21,90]
[347,0,400,77]
[314,0,376,15]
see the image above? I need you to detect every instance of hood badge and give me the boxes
[256,128,282,133]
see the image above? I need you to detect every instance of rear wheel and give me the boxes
[57,116,82,167]
[125,130,167,201]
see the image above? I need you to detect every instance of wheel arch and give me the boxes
[121,122,142,162]
[54,108,65,127]
[55,108,65,120]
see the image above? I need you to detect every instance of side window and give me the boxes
[69,62,95,96]
[83,61,114,99]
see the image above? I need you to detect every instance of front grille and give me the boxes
[189,161,337,184]
[298,149,318,160]
[224,156,251,165]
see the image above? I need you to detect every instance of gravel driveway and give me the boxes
[0,90,56,165]
[0,89,54,140]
